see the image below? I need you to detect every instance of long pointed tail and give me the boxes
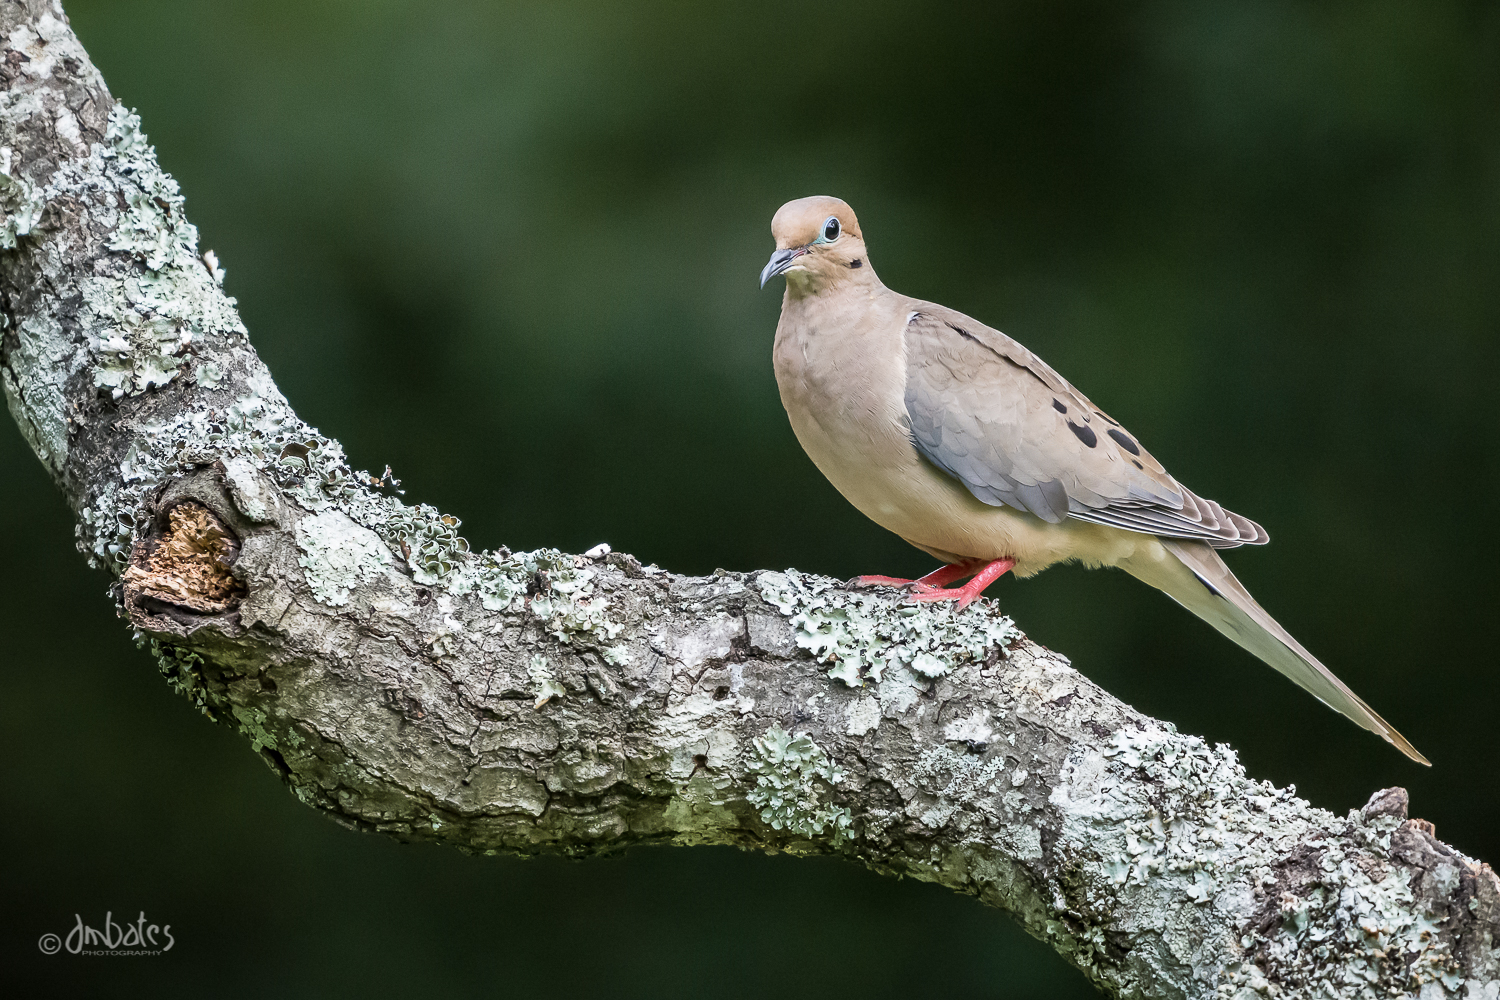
[1120,538,1429,765]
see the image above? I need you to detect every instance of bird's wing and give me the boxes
[902,306,1268,547]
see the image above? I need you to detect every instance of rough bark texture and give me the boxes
[3,4,1497,997]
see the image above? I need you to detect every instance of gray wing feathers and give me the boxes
[1070,490,1270,548]
[907,381,1073,521]
[903,308,1269,548]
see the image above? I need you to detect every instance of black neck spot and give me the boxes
[849,258,863,269]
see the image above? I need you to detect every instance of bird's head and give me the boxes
[760,196,871,294]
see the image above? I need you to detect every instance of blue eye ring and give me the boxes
[821,216,841,242]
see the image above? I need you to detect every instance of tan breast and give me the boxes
[771,287,1158,576]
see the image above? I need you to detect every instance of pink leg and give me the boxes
[914,561,987,587]
[909,558,1016,610]
[857,560,985,590]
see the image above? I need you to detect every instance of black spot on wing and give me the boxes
[1052,399,1067,414]
[1132,459,1144,469]
[1094,410,1120,427]
[1067,420,1098,448]
[1107,428,1141,455]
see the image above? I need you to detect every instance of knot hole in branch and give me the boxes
[122,501,245,614]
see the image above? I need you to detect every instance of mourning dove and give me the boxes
[760,195,1427,765]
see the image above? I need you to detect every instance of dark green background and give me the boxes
[5,2,1497,996]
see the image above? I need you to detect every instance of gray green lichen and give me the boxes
[744,723,852,844]
[294,510,393,607]
[757,569,1016,686]
[231,704,277,754]
[91,107,246,400]
[0,146,45,249]
[1050,722,1475,996]
[528,654,565,708]
[145,638,212,716]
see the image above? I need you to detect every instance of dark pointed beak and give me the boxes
[759,247,806,288]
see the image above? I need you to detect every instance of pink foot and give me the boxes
[857,560,986,590]
[909,558,1017,610]
[855,574,917,587]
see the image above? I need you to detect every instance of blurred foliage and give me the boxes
[3,1,1497,996]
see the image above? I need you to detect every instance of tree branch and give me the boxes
[3,3,1496,996]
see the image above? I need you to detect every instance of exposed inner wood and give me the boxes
[123,502,243,612]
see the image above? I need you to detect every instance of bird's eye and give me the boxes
[822,216,841,242]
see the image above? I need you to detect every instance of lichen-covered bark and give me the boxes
[3,3,1497,997]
